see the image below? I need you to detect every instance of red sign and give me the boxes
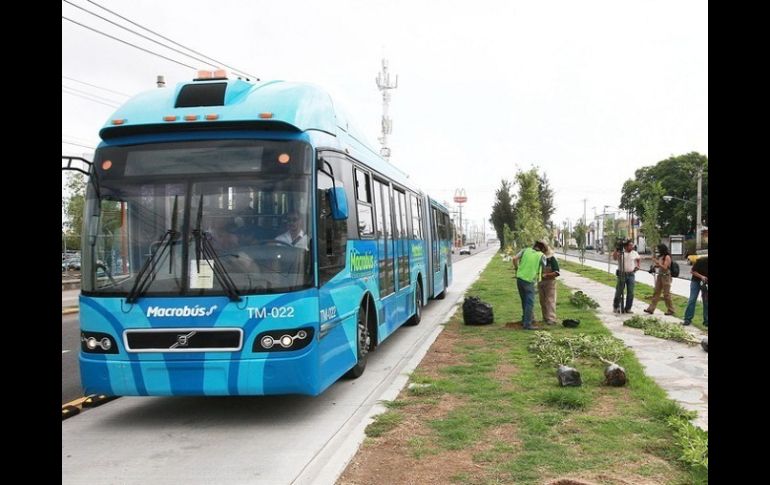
[453,196,467,203]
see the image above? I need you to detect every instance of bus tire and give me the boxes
[436,271,447,299]
[345,305,370,378]
[405,281,423,326]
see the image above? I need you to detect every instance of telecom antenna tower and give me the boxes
[375,58,398,160]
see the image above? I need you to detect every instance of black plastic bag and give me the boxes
[462,296,494,325]
[557,365,582,386]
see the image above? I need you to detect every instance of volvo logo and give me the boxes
[170,331,197,349]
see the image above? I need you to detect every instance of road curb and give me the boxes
[294,250,495,485]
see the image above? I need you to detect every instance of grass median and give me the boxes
[338,254,706,485]
[558,259,707,332]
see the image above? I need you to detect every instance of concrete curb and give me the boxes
[292,249,496,485]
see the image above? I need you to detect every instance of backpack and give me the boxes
[670,260,680,278]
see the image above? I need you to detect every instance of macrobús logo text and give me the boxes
[146,305,219,318]
[350,249,375,277]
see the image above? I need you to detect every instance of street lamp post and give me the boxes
[696,166,703,250]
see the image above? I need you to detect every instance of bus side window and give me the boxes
[317,170,347,285]
[354,167,375,238]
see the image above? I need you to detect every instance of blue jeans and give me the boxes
[613,273,635,311]
[517,278,536,327]
[684,279,708,324]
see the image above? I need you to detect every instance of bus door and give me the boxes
[373,179,395,308]
[393,188,410,321]
[431,207,443,295]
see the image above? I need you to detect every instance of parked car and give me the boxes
[687,249,708,265]
[469,243,476,250]
[63,258,81,271]
[459,247,471,255]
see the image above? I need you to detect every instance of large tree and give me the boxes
[620,152,708,236]
[513,168,549,248]
[490,179,515,250]
[63,173,86,251]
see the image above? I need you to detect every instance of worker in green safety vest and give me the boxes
[512,240,547,329]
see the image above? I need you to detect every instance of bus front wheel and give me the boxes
[345,305,370,378]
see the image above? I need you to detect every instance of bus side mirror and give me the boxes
[329,187,348,220]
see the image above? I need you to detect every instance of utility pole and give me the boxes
[375,59,398,161]
[454,189,467,246]
[696,166,703,250]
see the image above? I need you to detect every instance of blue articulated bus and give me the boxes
[63,71,453,396]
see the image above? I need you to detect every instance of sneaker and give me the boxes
[624,310,634,314]
[544,320,557,325]
[665,311,676,316]
[682,320,692,326]
[613,307,620,313]
[643,309,654,314]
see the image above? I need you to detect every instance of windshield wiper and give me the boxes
[126,195,180,304]
[191,194,242,302]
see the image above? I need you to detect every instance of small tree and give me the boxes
[513,168,548,249]
[490,179,515,251]
[573,220,588,264]
[503,223,515,255]
[641,181,664,254]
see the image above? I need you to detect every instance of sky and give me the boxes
[62,0,708,236]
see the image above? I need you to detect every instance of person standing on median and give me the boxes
[612,239,641,313]
[513,240,547,330]
[683,256,708,327]
[644,243,676,316]
[538,241,560,325]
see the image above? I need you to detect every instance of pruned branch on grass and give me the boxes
[623,316,701,344]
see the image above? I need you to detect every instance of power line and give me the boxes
[62,133,99,145]
[85,0,259,80]
[63,15,197,70]
[62,75,130,97]
[61,84,124,105]
[62,87,120,108]
[64,0,222,72]
[62,140,96,150]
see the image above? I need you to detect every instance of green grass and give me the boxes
[559,259,707,332]
[365,410,403,437]
[377,254,706,484]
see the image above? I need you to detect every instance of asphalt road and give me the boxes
[62,246,497,485]
[62,313,83,404]
[561,248,693,280]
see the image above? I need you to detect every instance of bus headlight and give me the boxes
[81,331,119,354]
[254,327,314,352]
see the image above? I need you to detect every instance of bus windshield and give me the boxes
[82,139,314,297]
